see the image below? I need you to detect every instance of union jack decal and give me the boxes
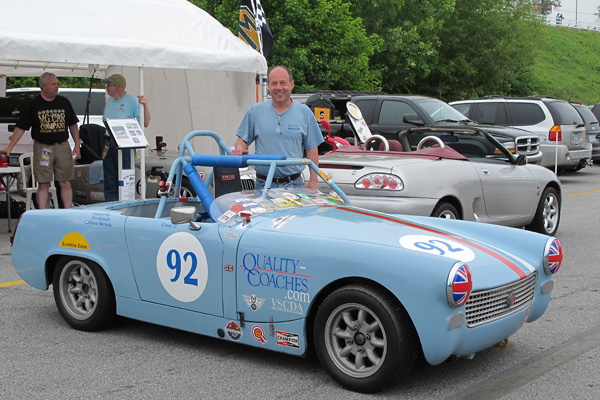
[452,265,473,306]
[548,239,563,274]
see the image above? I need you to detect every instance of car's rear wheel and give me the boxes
[52,257,116,331]
[526,186,560,236]
[313,285,417,393]
[431,202,459,219]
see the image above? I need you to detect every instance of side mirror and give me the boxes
[515,154,527,166]
[171,206,197,224]
[403,114,424,126]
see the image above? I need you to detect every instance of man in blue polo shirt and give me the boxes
[232,66,323,190]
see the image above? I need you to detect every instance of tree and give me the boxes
[192,0,379,92]
[419,0,544,101]
[346,0,455,94]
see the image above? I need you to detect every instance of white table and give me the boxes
[0,166,22,233]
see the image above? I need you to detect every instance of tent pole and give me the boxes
[139,66,146,199]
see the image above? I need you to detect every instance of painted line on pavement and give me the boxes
[564,189,600,197]
[0,280,25,288]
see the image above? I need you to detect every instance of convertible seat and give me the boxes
[379,140,404,152]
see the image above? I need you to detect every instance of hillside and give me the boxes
[531,25,600,105]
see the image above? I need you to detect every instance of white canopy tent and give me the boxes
[0,0,268,155]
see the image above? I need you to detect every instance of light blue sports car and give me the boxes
[10,131,563,393]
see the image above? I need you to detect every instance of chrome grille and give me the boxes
[465,272,536,327]
[515,136,540,155]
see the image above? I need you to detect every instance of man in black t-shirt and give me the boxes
[0,73,80,209]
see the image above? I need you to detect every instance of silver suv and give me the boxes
[451,96,592,172]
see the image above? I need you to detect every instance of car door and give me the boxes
[124,216,224,315]
[471,160,537,221]
[362,98,424,140]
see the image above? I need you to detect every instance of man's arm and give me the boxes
[305,146,319,189]
[232,137,249,156]
[0,127,26,156]
[69,124,81,158]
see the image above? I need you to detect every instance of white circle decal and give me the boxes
[399,235,475,262]
[156,232,208,302]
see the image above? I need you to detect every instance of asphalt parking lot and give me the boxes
[1,165,599,399]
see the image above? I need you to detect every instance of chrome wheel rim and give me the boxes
[438,209,457,219]
[58,260,98,320]
[543,192,559,234]
[324,303,387,378]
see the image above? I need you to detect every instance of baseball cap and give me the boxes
[101,74,126,88]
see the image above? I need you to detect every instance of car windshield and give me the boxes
[414,98,470,123]
[212,188,344,225]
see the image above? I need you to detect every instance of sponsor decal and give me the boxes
[271,290,310,315]
[272,215,295,229]
[217,209,236,224]
[84,212,112,228]
[243,294,265,311]
[220,173,236,182]
[226,321,243,341]
[251,325,267,344]
[399,235,475,262]
[276,331,300,348]
[59,232,90,250]
[224,232,239,240]
[240,253,310,293]
[74,190,87,199]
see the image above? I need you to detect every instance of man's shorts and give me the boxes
[33,141,75,183]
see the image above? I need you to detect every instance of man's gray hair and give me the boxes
[39,72,57,87]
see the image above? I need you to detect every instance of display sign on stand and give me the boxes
[104,118,149,201]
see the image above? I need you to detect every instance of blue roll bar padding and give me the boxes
[191,154,285,168]
[183,163,215,218]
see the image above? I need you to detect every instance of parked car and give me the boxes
[313,126,561,235]
[450,96,592,172]
[0,87,106,166]
[572,103,600,162]
[319,95,542,164]
[10,130,562,393]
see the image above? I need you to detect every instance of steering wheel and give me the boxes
[417,135,446,150]
[364,135,389,151]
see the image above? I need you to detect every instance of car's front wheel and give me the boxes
[313,285,417,393]
[431,202,460,219]
[52,257,116,331]
[526,186,560,236]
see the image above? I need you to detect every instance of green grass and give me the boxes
[531,25,600,105]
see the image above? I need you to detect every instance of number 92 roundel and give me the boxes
[156,232,209,302]
[399,234,475,262]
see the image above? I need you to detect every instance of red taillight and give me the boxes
[549,126,561,142]
[355,174,404,190]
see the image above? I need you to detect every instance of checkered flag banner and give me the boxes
[238,0,273,58]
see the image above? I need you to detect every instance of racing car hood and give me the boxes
[248,204,544,287]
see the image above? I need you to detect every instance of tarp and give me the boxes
[0,0,268,154]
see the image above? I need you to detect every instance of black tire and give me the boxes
[526,186,560,236]
[52,257,116,331]
[313,284,418,393]
[431,202,460,219]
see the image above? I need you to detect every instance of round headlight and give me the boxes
[446,262,473,308]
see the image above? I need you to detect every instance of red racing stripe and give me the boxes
[335,206,527,279]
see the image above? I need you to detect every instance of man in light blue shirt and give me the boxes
[233,66,323,189]
[101,74,150,201]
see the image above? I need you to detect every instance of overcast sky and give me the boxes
[554,0,599,26]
